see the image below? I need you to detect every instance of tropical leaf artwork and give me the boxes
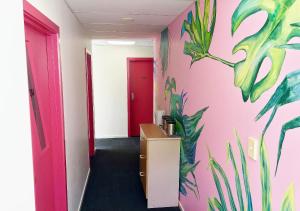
[260,139,271,211]
[165,77,208,197]
[181,0,233,67]
[208,131,253,211]
[207,132,295,211]
[160,27,170,75]
[232,0,300,102]
[281,184,296,211]
[256,70,300,174]
[181,0,300,103]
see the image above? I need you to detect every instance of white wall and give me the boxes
[0,0,90,211]
[92,44,154,138]
[26,0,91,210]
[0,1,35,210]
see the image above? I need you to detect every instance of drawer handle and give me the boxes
[139,172,145,177]
[140,154,145,159]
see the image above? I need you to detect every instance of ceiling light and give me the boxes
[107,40,136,45]
[120,17,135,22]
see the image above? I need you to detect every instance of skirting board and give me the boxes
[179,201,185,211]
[78,168,90,211]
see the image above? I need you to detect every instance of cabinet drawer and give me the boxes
[140,156,147,196]
[140,139,147,158]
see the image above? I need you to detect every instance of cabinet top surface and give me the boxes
[140,124,181,141]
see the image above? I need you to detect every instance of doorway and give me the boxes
[24,2,67,211]
[85,50,95,157]
[127,58,154,137]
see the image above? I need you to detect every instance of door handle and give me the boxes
[29,88,35,97]
[131,92,135,101]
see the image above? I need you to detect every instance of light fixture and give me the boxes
[107,40,136,46]
[120,17,135,22]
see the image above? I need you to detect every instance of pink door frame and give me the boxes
[85,49,95,157]
[24,1,68,211]
[127,58,154,137]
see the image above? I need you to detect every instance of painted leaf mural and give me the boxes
[208,131,253,211]
[276,117,300,174]
[256,69,300,174]
[260,139,271,211]
[232,0,300,102]
[181,0,300,103]
[165,77,208,197]
[208,132,295,211]
[160,27,169,75]
[280,183,295,211]
[160,0,300,209]
[181,0,233,66]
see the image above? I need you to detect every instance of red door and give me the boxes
[85,51,95,157]
[24,2,67,211]
[128,58,154,136]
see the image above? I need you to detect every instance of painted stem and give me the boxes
[206,53,235,68]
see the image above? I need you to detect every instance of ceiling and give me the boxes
[64,0,193,39]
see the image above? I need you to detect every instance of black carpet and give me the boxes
[80,138,180,211]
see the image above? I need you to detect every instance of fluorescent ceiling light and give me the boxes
[120,17,134,22]
[107,40,136,45]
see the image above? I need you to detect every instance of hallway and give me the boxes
[80,138,180,211]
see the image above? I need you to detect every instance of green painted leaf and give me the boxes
[208,198,222,211]
[236,131,253,211]
[280,183,295,211]
[278,43,300,50]
[275,116,300,174]
[210,158,237,211]
[208,198,216,211]
[209,153,228,211]
[160,28,169,75]
[256,70,300,133]
[232,0,300,102]
[166,77,208,197]
[227,143,244,211]
[212,198,222,210]
[181,0,217,65]
[183,107,208,137]
[181,160,200,178]
[181,126,204,164]
[175,119,185,137]
[260,140,271,211]
[256,70,300,174]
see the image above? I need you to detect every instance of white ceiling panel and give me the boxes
[64,0,193,38]
[75,12,175,26]
[85,24,165,33]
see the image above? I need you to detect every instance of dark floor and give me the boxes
[80,138,180,211]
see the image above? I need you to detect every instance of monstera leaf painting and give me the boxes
[232,0,300,102]
[181,0,300,103]
[256,70,300,174]
[165,77,208,197]
[208,132,295,211]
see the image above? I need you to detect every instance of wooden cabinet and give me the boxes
[139,124,180,208]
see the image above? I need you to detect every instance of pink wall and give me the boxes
[155,1,300,210]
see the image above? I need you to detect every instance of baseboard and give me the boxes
[78,168,90,211]
[179,201,185,211]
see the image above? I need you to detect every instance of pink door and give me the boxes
[24,1,67,211]
[128,58,154,136]
[85,51,95,157]
[26,23,56,211]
